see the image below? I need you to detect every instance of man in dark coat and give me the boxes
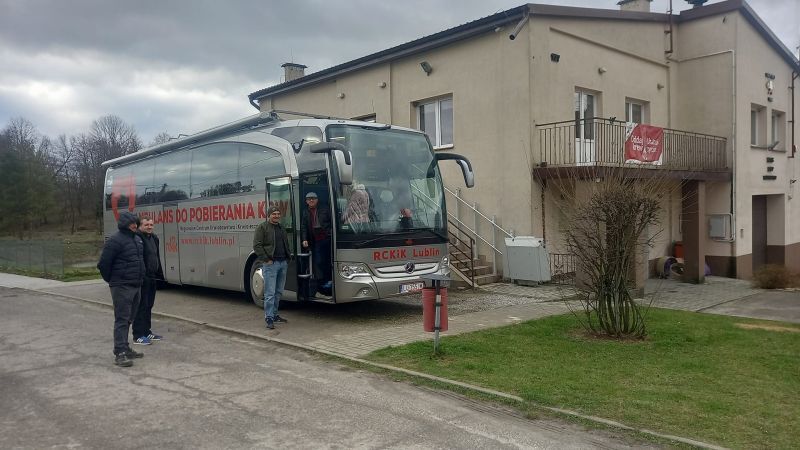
[301,191,332,293]
[132,217,164,345]
[97,211,146,367]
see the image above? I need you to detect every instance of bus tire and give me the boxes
[246,258,265,309]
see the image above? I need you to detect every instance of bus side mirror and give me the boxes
[434,153,475,188]
[309,142,353,185]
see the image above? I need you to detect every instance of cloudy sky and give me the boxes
[1,0,797,144]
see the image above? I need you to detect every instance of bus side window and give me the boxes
[190,144,238,198]
[154,151,191,203]
[238,144,285,192]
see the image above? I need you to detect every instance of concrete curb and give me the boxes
[19,285,726,450]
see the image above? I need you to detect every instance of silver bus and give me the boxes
[102,111,474,306]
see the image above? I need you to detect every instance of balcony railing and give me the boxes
[536,118,728,172]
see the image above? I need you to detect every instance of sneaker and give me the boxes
[266,318,275,330]
[125,348,144,359]
[147,333,163,341]
[133,336,152,345]
[114,353,133,367]
[274,315,288,324]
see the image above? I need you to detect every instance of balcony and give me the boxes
[533,118,730,181]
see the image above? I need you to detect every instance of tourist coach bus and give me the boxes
[101,111,474,305]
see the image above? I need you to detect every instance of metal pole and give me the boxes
[491,215,497,277]
[433,280,441,354]
[472,202,479,259]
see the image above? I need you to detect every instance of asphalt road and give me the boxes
[0,286,650,449]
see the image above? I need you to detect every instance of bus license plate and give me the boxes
[399,281,425,294]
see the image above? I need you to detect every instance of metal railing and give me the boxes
[0,240,64,276]
[537,118,728,171]
[447,218,476,289]
[549,253,576,285]
[445,186,514,277]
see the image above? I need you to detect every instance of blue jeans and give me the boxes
[263,259,288,321]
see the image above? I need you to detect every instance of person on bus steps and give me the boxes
[131,217,165,346]
[301,191,333,294]
[253,206,290,330]
[96,211,146,367]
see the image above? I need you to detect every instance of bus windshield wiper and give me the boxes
[352,231,411,248]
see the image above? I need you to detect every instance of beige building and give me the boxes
[249,0,799,283]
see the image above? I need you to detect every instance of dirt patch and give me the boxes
[735,323,800,333]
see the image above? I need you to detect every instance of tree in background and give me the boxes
[0,115,143,235]
[149,131,172,146]
[0,118,56,237]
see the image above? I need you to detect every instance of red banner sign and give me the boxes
[624,124,664,163]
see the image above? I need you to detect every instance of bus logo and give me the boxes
[404,262,415,274]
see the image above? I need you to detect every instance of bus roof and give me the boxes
[101,111,423,169]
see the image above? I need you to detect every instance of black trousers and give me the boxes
[111,284,141,355]
[132,276,157,339]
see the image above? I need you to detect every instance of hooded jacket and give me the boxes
[97,211,146,286]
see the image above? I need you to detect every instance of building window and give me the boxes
[417,97,453,148]
[625,99,648,124]
[574,90,596,140]
[751,104,766,146]
[771,110,785,151]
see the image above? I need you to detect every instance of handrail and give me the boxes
[447,218,476,289]
[443,185,513,239]
[448,214,503,255]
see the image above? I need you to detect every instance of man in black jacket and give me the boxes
[301,191,332,294]
[132,217,164,345]
[97,211,146,367]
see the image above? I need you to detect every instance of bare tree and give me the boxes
[548,166,679,339]
[149,131,172,146]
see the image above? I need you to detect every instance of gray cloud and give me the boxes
[0,0,796,143]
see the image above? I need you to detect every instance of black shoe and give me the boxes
[114,353,133,367]
[266,318,275,330]
[125,348,144,359]
[274,315,288,324]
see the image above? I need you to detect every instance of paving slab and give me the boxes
[702,290,800,323]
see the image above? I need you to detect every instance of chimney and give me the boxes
[281,63,307,82]
[617,0,652,12]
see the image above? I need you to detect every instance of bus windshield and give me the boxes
[327,125,445,243]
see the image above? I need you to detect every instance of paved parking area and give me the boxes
[2,272,795,359]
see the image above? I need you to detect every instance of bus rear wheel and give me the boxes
[247,260,265,309]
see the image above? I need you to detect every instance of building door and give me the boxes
[574,91,596,165]
[752,195,767,272]
[161,203,181,284]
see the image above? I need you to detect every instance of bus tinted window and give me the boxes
[238,143,284,192]
[154,150,190,202]
[104,165,132,210]
[271,126,322,149]
[190,143,238,198]
[133,159,156,205]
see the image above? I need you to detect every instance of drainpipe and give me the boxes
[668,50,737,245]
[791,66,797,158]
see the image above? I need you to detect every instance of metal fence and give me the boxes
[549,253,576,285]
[537,118,728,171]
[0,240,64,276]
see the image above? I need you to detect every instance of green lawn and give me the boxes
[368,308,800,449]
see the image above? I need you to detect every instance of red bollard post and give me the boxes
[422,287,448,332]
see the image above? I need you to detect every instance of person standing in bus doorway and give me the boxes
[301,191,333,294]
[253,206,290,330]
[97,211,146,367]
[132,217,164,346]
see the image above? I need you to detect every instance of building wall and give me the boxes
[257,6,799,278]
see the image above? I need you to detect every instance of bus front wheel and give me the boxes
[247,261,265,309]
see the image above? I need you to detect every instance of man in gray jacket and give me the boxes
[253,206,291,330]
[97,211,145,367]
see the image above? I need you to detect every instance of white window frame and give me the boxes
[771,110,785,151]
[416,97,453,149]
[751,104,766,147]
[625,100,647,124]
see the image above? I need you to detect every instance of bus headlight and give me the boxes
[339,262,370,279]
